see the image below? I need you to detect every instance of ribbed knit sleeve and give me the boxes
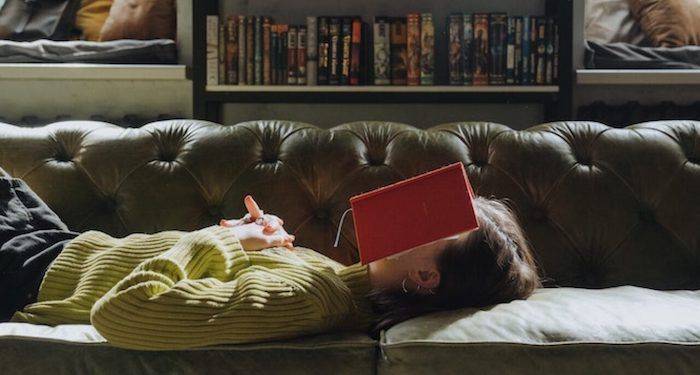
[89,228,337,350]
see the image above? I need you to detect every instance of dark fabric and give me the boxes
[584,40,700,69]
[0,120,698,290]
[0,177,78,321]
[0,0,81,41]
[0,38,177,64]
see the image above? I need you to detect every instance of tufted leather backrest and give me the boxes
[0,120,698,289]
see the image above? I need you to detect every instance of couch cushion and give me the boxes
[379,286,700,375]
[0,323,377,375]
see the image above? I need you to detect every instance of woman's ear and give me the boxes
[408,267,440,291]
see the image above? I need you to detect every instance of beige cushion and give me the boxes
[380,286,700,374]
[99,0,176,41]
[629,0,700,46]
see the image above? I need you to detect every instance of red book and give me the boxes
[350,162,479,265]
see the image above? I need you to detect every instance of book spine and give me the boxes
[329,17,341,85]
[271,24,278,85]
[254,16,262,85]
[536,17,546,85]
[553,19,559,84]
[340,17,352,85]
[206,15,219,85]
[245,16,254,85]
[237,15,246,85]
[462,13,473,85]
[530,17,537,85]
[488,13,506,85]
[390,17,407,85]
[506,17,515,85]
[297,25,308,85]
[514,16,522,85]
[447,14,462,85]
[287,26,298,84]
[472,13,488,85]
[306,16,318,85]
[545,16,554,85]
[373,17,390,85]
[350,17,362,85]
[262,17,271,85]
[219,22,226,85]
[406,13,421,86]
[279,25,288,84]
[361,21,371,84]
[225,16,238,85]
[521,16,530,85]
[419,13,434,85]
[318,17,330,85]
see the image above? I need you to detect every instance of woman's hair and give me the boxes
[365,196,541,338]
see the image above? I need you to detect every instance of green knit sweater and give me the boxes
[12,225,377,350]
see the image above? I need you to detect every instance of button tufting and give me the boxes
[100,197,119,212]
[54,151,72,162]
[531,208,547,222]
[638,207,656,223]
[208,205,222,217]
[315,210,329,220]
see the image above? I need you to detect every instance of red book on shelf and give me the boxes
[350,162,479,265]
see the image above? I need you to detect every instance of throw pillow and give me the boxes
[585,0,648,45]
[99,0,175,41]
[74,0,113,41]
[629,0,700,47]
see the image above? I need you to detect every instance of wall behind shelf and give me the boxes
[219,0,551,128]
[222,103,543,129]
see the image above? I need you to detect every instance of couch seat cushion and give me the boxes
[0,323,377,375]
[380,286,700,375]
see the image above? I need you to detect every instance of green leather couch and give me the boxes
[0,119,698,374]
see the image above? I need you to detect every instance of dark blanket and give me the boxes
[585,41,700,69]
[0,38,177,64]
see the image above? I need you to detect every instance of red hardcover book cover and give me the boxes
[350,162,478,265]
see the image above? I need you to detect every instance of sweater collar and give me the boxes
[337,262,377,331]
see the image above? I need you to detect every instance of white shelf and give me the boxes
[577,69,700,85]
[0,63,188,80]
[206,85,560,93]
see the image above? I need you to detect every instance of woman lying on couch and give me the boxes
[0,174,540,350]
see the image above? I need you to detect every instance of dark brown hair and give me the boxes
[365,196,541,338]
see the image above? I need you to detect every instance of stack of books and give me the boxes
[447,13,558,86]
[205,12,558,87]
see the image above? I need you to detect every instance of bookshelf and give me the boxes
[192,0,573,123]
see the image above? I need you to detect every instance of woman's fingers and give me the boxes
[244,195,263,220]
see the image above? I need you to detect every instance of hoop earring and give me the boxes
[402,277,436,295]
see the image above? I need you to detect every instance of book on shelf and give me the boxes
[535,16,546,85]
[373,16,390,85]
[298,25,308,85]
[488,13,506,85]
[329,17,341,85]
[306,16,318,86]
[473,13,488,85]
[447,13,462,85]
[506,17,515,85]
[205,11,557,87]
[287,25,298,84]
[389,17,407,85]
[263,17,271,85]
[419,13,434,85]
[225,16,238,85]
[237,15,246,85]
[350,17,362,85]
[406,13,420,86]
[462,14,473,85]
[318,17,330,85]
[340,17,352,85]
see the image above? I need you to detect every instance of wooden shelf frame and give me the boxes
[577,69,700,85]
[192,0,574,122]
[0,63,188,80]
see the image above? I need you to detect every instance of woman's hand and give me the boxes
[227,222,295,251]
[219,195,294,250]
